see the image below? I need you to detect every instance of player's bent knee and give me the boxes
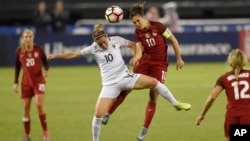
[149,77,158,87]
[95,111,105,118]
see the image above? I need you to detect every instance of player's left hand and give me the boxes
[43,70,48,77]
[176,58,184,70]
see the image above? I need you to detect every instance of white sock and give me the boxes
[22,117,29,122]
[92,116,102,141]
[154,82,178,106]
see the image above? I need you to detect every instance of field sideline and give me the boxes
[1,62,232,141]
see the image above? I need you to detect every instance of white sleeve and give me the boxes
[110,36,129,47]
[80,45,92,56]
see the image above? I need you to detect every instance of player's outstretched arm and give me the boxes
[196,86,223,125]
[48,50,82,60]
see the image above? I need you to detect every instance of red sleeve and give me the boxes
[14,48,21,84]
[39,46,49,71]
[215,75,225,88]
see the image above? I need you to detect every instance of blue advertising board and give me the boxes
[5,32,238,66]
[172,32,238,62]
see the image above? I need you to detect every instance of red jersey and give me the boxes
[216,69,250,116]
[14,45,49,86]
[135,21,168,61]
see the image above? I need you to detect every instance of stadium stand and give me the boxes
[0,0,250,25]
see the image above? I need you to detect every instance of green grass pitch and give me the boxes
[0,62,234,141]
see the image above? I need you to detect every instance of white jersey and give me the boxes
[80,36,131,86]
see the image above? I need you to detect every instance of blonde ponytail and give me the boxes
[92,23,107,41]
[227,49,248,80]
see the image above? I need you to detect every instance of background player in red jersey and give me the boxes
[196,49,250,141]
[13,29,50,141]
[102,2,187,141]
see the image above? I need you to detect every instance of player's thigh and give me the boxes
[240,115,250,124]
[34,83,45,94]
[224,116,239,137]
[95,86,120,117]
[34,83,45,105]
[149,62,168,83]
[99,86,121,98]
[133,57,150,75]
[21,84,34,98]
[133,74,158,89]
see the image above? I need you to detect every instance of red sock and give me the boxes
[108,91,129,114]
[39,114,48,132]
[23,119,31,136]
[143,101,156,128]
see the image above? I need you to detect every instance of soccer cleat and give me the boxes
[174,101,191,111]
[20,136,31,141]
[136,127,148,141]
[102,113,110,125]
[43,131,50,141]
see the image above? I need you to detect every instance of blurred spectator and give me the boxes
[146,6,160,22]
[33,1,52,34]
[51,0,70,34]
[162,1,182,32]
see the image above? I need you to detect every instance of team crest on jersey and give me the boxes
[34,52,39,58]
[152,32,157,36]
[28,52,32,58]
[145,33,150,38]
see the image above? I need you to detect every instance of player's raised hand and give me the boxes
[13,83,19,93]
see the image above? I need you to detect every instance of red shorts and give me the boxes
[224,114,250,137]
[21,83,45,98]
[133,56,168,83]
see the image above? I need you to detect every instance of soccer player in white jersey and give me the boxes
[48,23,191,141]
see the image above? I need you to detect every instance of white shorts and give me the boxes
[99,72,141,98]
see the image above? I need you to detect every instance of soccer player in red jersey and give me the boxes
[196,49,250,141]
[102,2,188,141]
[13,29,50,141]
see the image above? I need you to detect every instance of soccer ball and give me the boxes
[105,5,124,23]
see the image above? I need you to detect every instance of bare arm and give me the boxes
[167,35,184,70]
[128,41,136,56]
[48,50,83,60]
[128,41,142,66]
[196,85,224,125]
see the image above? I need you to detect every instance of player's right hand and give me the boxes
[195,115,204,125]
[13,83,19,93]
[47,55,55,60]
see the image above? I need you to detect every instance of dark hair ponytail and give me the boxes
[129,1,146,19]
